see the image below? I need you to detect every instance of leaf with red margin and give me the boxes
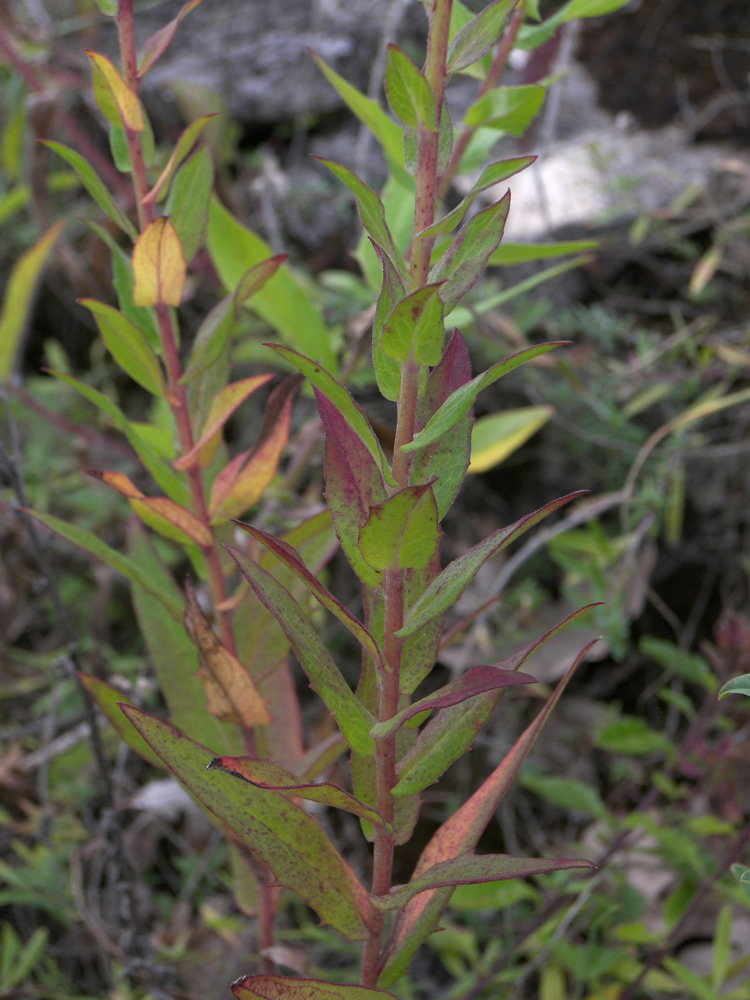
[232,975,397,1000]
[207,755,384,827]
[120,706,373,941]
[372,852,595,912]
[397,491,587,638]
[371,666,536,740]
[393,605,601,798]
[233,522,385,668]
[184,580,270,727]
[138,0,205,77]
[377,640,599,987]
[209,377,299,523]
[175,375,273,470]
[316,391,388,588]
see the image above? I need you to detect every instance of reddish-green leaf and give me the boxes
[121,707,373,941]
[316,392,389,588]
[138,0,205,77]
[430,192,510,309]
[381,283,445,366]
[228,548,376,757]
[402,341,570,453]
[270,345,395,488]
[379,640,598,986]
[398,491,586,637]
[385,45,437,130]
[446,0,518,73]
[143,113,217,206]
[373,852,594,912]
[77,673,163,767]
[233,522,385,668]
[86,50,144,132]
[372,666,536,740]
[78,299,164,395]
[233,975,397,1000]
[208,755,384,826]
[360,484,441,572]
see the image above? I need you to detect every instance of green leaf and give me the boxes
[596,716,673,757]
[166,145,213,263]
[309,50,408,186]
[718,674,750,699]
[520,772,609,820]
[371,243,405,402]
[398,492,585,638]
[639,636,715,691]
[381,284,445,365]
[77,673,164,767]
[270,345,395,488]
[469,406,552,473]
[79,299,164,396]
[3,925,48,991]
[25,511,182,619]
[711,905,732,992]
[385,45,437,130]
[360,484,441,571]
[446,0,518,73]
[373,853,595,912]
[48,371,189,504]
[314,158,404,275]
[42,141,137,239]
[0,220,65,382]
[145,113,217,205]
[228,548,376,757]
[208,755,384,826]
[122,706,373,941]
[207,198,335,371]
[429,193,510,309]
[402,341,568,453]
[489,239,598,264]
[465,85,545,136]
[406,97,454,177]
[233,976,397,1000]
[519,0,632,51]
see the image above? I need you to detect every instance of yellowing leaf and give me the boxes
[174,375,273,470]
[184,581,270,726]
[86,50,144,132]
[0,220,65,381]
[468,406,552,473]
[132,216,186,307]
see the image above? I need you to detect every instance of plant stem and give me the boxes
[437,0,526,201]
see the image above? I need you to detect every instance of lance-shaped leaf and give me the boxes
[402,341,570,453]
[469,406,552,474]
[208,755,383,827]
[139,0,205,77]
[42,142,137,239]
[175,375,273,470]
[208,376,298,523]
[360,484,441,572]
[372,666,535,740]
[79,299,164,396]
[228,548,376,758]
[317,392,388,588]
[48,371,189,504]
[121,707,373,941]
[394,605,601,797]
[87,470,212,548]
[181,255,287,384]
[371,242,404,402]
[0,220,65,382]
[144,113,217,205]
[400,559,444,696]
[719,674,750,699]
[132,217,186,307]
[314,158,404,276]
[86,51,144,132]
[184,580,270,727]
[419,156,535,242]
[270,344,395,488]
[385,44,437,130]
[429,192,510,309]
[233,522,385,668]
[78,673,163,767]
[309,50,406,185]
[446,0,518,73]
[465,84,545,136]
[166,145,213,263]
[398,491,586,638]
[373,852,594,913]
[410,330,473,520]
[378,641,598,987]
[233,975,397,1000]
[25,510,182,618]
[489,239,598,265]
[381,284,445,366]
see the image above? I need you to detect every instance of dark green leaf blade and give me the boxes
[385,45,437,130]
[447,0,518,73]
